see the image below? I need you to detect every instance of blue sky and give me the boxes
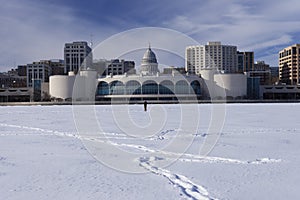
[1,0,300,72]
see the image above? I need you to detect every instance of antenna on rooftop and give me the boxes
[90,33,94,49]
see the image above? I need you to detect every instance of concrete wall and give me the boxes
[214,74,247,98]
[50,69,98,101]
[49,75,75,100]
[74,70,98,101]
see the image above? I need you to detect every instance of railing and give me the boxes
[0,87,32,96]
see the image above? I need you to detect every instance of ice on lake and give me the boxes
[0,103,299,199]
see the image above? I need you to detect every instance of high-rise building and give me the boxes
[244,52,254,72]
[185,42,238,74]
[26,61,51,87]
[185,45,204,74]
[279,44,300,85]
[237,52,245,73]
[237,51,254,72]
[221,43,238,73]
[204,42,223,71]
[26,59,65,87]
[64,41,92,74]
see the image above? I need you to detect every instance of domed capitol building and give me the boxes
[95,46,202,102]
[140,45,160,76]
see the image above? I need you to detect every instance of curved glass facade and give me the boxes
[142,80,158,94]
[126,80,141,95]
[110,81,124,95]
[191,80,201,95]
[97,81,109,95]
[175,80,189,94]
[159,80,174,94]
[97,79,201,97]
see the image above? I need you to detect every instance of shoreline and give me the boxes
[1,99,300,106]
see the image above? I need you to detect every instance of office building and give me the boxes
[105,59,135,76]
[254,61,269,71]
[279,44,300,85]
[0,72,26,88]
[237,52,245,73]
[26,61,51,87]
[17,65,27,77]
[64,41,92,74]
[185,42,238,74]
[48,59,65,75]
[237,51,254,72]
[26,59,65,87]
[246,71,271,85]
[247,61,271,85]
[92,59,135,76]
[185,45,204,74]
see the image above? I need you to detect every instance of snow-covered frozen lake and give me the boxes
[0,103,299,200]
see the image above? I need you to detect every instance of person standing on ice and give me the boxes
[144,100,147,111]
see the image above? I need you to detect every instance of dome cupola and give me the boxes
[140,44,159,76]
[142,45,158,64]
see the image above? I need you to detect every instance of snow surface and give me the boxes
[0,103,299,200]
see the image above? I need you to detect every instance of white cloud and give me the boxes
[162,0,300,66]
[256,53,279,67]
[0,0,110,71]
[92,27,200,69]
[245,35,292,51]
[1,0,300,71]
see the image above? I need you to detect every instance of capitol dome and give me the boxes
[142,46,158,64]
[140,45,159,76]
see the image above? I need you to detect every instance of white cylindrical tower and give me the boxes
[49,75,75,100]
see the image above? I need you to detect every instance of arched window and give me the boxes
[190,80,201,95]
[97,81,109,95]
[110,81,124,95]
[142,80,158,94]
[159,80,174,94]
[126,80,141,95]
[175,80,189,94]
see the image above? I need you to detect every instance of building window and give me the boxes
[142,81,158,94]
[126,80,141,95]
[110,81,124,95]
[97,81,109,95]
[191,80,201,95]
[159,80,174,94]
[175,80,189,94]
